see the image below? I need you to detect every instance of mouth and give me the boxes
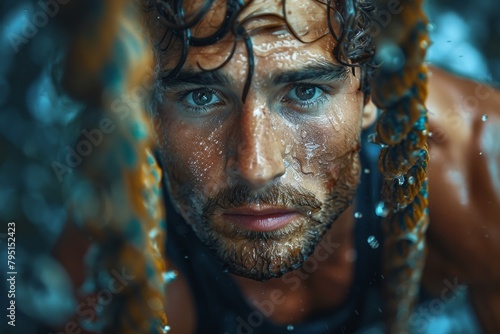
[220,206,302,232]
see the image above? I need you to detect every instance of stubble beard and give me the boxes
[166,153,361,281]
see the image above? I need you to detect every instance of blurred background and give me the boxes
[0,0,498,333]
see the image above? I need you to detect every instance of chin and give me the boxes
[201,210,341,281]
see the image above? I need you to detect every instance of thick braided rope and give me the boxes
[63,0,169,332]
[369,0,430,332]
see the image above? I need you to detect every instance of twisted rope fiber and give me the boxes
[62,0,169,332]
[369,0,430,332]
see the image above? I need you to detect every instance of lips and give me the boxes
[220,206,302,232]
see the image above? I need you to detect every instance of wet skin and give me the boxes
[51,1,500,333]
[155,0,371,281]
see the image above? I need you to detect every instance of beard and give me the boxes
[165,153,361,281]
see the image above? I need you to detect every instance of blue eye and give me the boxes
[185,88,221,106]
[286,84,323,101]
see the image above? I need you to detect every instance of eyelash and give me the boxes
[173,87,225,115]
[281,84,331,111]
[170,83,332,116]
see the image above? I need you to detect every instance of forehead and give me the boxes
[158,0,340,70]
[184,0,334,42]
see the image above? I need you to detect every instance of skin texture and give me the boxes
[51,1,500,334]
[155,1,366,281]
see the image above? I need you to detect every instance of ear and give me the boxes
[362,97,377,129]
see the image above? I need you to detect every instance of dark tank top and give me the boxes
[165,131,384,334]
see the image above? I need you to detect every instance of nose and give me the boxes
[227,103,286,189]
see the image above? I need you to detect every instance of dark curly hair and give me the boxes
[146,0,377,101]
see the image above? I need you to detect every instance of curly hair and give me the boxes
[147,0,430,332]
[146,0,377,101]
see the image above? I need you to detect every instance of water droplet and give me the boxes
[367,235,380,249]
[375,42,406,72]
[162,270,178,284]
[364,168,370,174]
[375,201,389,217]
[428,131,433,137]
[307,210,312,217]
[479,152,483,156]
[428,23,436,31]
[482,114,488,122]
[368,133,377,143]
[354,212,363,219]
[397,175,405,185]
[161,325,171,333]
[408,176,415,185]
[301,130,307,138]
[287,325,295,331]
[420,40,429,49]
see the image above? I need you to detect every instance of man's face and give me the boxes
[153,0,367,280]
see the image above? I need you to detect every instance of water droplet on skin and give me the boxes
[482,114,488,122]
[354,212,363,219]
[397,175,405,185]
[420,40,429,49]
[367,235,380,249]
[307,211,312,217]
[287,325,295,331]
[161,325,171,333]
[375,201,389,217]
[364,168,370,174]
[479,152,483,156]
[428,132,433,137]
[408,176,415,185]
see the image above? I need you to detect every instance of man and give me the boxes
[54,0,500,333]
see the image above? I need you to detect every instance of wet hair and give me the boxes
[146,0,377,101]
[146,0,431,332]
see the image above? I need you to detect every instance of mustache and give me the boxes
[203,184,322,215]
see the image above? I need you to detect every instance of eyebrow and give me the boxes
[161,69,230,88]
[160,62,349,89]
[272,62,350,85]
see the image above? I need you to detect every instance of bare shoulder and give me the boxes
[424,65,500,287]
[424,66,500,332]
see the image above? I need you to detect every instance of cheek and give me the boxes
[280,111,361,197]
[159,114,225,195]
